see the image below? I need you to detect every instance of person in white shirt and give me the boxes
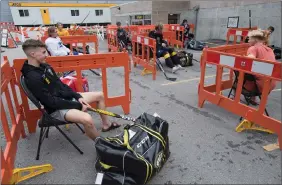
[45,26,73,56]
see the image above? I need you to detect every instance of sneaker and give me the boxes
[177,64,184,70]
[172,66,179,73]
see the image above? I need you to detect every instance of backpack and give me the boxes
[177,51,193,67]
[94,112,170,185]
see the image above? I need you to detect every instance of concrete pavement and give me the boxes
[1,35,281,184]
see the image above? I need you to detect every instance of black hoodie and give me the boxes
[149,30,165,51]
[21,60,83,114]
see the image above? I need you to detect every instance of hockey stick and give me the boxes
[156,58,177,81]
[149,47,177,81]
[87,107,136,122]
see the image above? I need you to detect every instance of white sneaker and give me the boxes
[172,66,179,73]
[177,64,184,70]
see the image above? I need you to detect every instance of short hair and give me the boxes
[57,22,63,27]
[116,21,121,26]
[155,23,163,31]
[183,19,187,23]
[22,39,47,55]
[47,26,57,36]
[268,26,274,32]
[247,29,266,41]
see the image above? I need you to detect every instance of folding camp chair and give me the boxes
[227,70,269,120]
[20,75,85,160]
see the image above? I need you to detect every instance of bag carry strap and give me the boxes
[123,128,152,184]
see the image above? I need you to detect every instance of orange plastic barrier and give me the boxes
[41,35,99,54]
[68,29,85,35]
[198,44,282,149]
[1,56,27,184]
[13,53,131,133]
[226,27,258,44]
[132,35,157,80]
[137,25,155,34]
[106,29,119,52]
[169,25,184,48]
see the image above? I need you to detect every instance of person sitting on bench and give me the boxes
[245,29,277,105]
[116,21,129,50]
[149,24,182,73]
[21,39,121,140]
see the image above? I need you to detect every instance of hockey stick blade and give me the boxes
[156,59,177,81]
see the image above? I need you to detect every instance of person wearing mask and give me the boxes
[244,29,277,105]
[149,24,182,73]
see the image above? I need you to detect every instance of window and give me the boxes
[71,10,79,16]
[95,10,103,16]
[19,9,29,17]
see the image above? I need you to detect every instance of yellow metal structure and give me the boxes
[235,119,274,134]
[141,68,152,76]
[9,2,116,7]
[40,9,51,25]
[10,164,53,184]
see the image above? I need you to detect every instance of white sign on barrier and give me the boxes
[144,38,148,45]
[137,36,141,43]
[1,29,8,47]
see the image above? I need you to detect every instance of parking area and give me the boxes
[1,33,281,184]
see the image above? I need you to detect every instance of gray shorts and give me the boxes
[50,98,78,122]
[50,109,71,122]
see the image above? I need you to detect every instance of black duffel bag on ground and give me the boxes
[94,112,170,185]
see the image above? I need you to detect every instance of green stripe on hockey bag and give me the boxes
[94,112,170,185]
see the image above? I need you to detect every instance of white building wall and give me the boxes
[10,7,43,25]
[48,7,111,24]
[10,7,111,25]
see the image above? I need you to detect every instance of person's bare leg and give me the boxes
[79,92,119,130]
[65,109,99,139]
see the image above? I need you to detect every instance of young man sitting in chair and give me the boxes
[21,39,121,140]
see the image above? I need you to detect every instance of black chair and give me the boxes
[20,75,85,160]
[227,70,269,120]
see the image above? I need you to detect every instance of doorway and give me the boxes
[168,14,180,24]
[40,8,51,25]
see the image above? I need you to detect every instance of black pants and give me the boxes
[157,47,180,68]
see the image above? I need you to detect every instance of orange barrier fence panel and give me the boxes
[198,45,282,149]
[68,29,85,36]
[137,25,155,34]
[132,35,157,80]
[226,27,257,44]
[13,53,131,133]
[208,43,250,56]
[189,24,195,34]
[169,25,184,48]
[41,35,99,54]
[106,29,119,52]
[1,57,26,184]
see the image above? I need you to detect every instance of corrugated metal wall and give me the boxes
[0,0,14,22]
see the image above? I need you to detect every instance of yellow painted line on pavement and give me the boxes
[161,72,229,86]
[204,42,221,45]
[272,88,281,92]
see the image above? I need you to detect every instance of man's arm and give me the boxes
[27,75,82,110]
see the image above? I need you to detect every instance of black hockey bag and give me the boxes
[94,112,170,185]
